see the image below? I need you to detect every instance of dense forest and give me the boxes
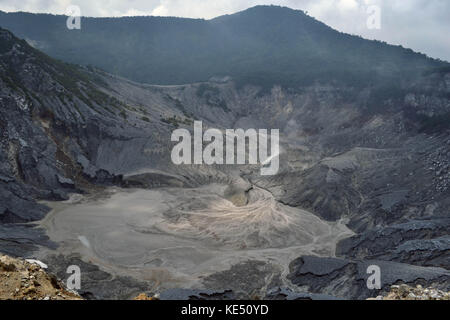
[0,5,447,89]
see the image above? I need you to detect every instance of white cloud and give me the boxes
[151,5,168,16]
[337,0,359,11]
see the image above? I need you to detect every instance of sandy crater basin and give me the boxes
[38,183,353,290]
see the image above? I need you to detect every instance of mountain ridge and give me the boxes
[0,5,447,88]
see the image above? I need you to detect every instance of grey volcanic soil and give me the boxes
[37,183,352,295]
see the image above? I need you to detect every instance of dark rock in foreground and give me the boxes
[337,219,450,269]
[287,255,450,300]
[0,224,56,258]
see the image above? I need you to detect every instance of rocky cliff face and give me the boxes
[0,255,82,300]
[0,27,449,299]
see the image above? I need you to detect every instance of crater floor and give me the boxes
[37,183,353,293]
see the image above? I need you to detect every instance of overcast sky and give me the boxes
[0,0,449,61]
